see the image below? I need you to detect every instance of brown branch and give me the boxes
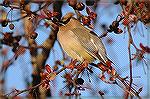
[121,1,135,98]
[12,81,45,98]
[0,2,51,23]
[2,81,44,98]
[37,30,57,71]
[90,63,141,98]
[21,3,41,98]
[34,1,63,98]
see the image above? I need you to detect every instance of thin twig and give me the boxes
[4,64,67,97]
[127,26,133,95]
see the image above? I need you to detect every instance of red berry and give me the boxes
[82,16,90,25]
[67,0,77,7]
[75,2,85,11]
[9,23,15,30]
[89,12,97,20]
[117,28,123,34]
[30,32,38,39]
[45,64,52,73]
[122,18,129,26]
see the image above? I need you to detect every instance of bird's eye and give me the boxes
[58,18,71,26]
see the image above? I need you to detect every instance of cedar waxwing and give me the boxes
[57,13,109,65]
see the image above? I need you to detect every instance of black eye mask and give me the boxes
[60,17,72,25]
[52,17,72,26]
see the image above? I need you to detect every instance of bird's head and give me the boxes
[58,12,75,26]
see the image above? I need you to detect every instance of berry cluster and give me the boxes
[1,32,22,52]
[117,0,150,25]
[107,16,123,34]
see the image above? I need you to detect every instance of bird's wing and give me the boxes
[57,28,95,62]
[71,27,108,64]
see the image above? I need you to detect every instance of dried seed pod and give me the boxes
[107,29,113,32]
[9,23,15,30]
[89,12,97,20]
[109,77,115,81]
[82,16,91,25]
[98,90,104,96]
[114,28,123,34]
[53,65,58,71]
[138,87,143,94]
[86,0,95,6]
[1,20,8,27]
[117,28,123,34]
[3,0,10,7]
[75,2,85,11]
[86,7,90,15]
[112,21,119,28]
[14,36,22,42]
[67,0,77,7]
[55,60,61,65]
[113,28,118,34]
[75,78,84,85]
[30,32,38,39]
[109,25,114,31]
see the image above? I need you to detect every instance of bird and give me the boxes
[57,13,110,66]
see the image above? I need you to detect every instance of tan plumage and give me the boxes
[57,16,108,64]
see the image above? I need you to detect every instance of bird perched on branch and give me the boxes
[57,13,110,66]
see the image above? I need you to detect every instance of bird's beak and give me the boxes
[60,12,75,25]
